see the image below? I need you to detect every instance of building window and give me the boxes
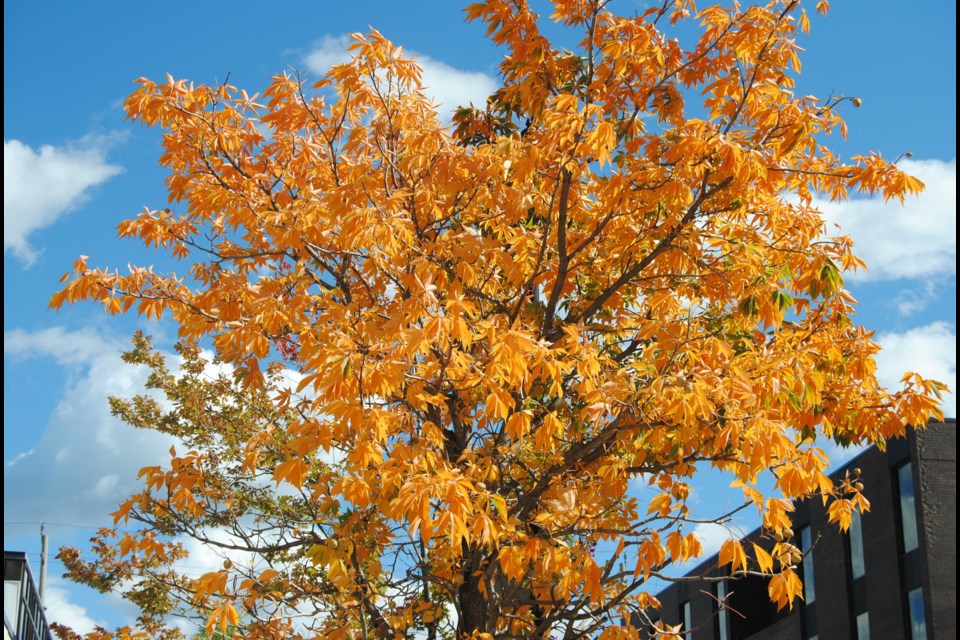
[895,461,928,639]
[715,579,729,640]
[848,508,866,580]
[897,463,919,553]
[681,600,692,636]
[845,507,869,639]
[907,588,928,640]
[799,526,815,604]
[855,612,871,640]
[797,525,818,639]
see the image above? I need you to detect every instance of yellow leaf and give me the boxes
[647,493,672,517]
[273,458,309,488]
[719,539,747,574]
[753,543,774,573]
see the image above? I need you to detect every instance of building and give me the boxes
[4,552,53,640]
[648,419,955,640]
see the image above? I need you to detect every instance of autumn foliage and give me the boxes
[53,0,946,638]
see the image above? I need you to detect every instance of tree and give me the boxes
[52,1,946,638]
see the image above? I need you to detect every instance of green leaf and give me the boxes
[491,494,508,521]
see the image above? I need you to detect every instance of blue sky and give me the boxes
[4,0,956,633]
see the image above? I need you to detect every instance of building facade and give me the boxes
[3,552,53,640]
[649,419,955,640]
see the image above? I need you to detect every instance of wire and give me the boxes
[16,551,228,573]
[4,520,110,530]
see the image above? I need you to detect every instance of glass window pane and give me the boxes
[856,612,870,640]
[849,509,866,580]
[801,527,815,604]
[683,600,692,634]
[898,464,919,553]
[908,588,927,640]
[716,580,728,640]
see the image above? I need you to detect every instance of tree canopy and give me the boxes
[53,1,946,638]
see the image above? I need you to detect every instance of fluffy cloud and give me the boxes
[3,327,174,526]
[44,579,103,635]
[303,34,353,72]
[4,137,123,265]
[2,322,291,636]
[3,326,309,630]
[819,158,956,281]
[304,35,497,118]
[874,321,956,418]
[692,521,739,559]
[4,325,115,365]
[892,279,941,317]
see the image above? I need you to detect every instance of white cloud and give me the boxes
[819,158,956,281]
[891,279,941,317]
[875,321,956,418]
[44,579,103,635]
[303,34,352,72]
[3,325,312,636]
[692,521,739,559]
[304,35,497,117]
[4,137,123,265]
[5,326,117,365]
[171,529,259,580]
[417,55,498,116]
[89,474,120,499]
[3,327,175,526]
[4,325,311,524]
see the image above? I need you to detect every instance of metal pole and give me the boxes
[39,522,49,604]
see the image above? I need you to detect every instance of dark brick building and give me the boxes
[648,419,955,640]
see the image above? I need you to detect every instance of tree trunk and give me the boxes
[457,552,490,638]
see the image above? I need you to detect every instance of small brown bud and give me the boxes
[851,97,862,108]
